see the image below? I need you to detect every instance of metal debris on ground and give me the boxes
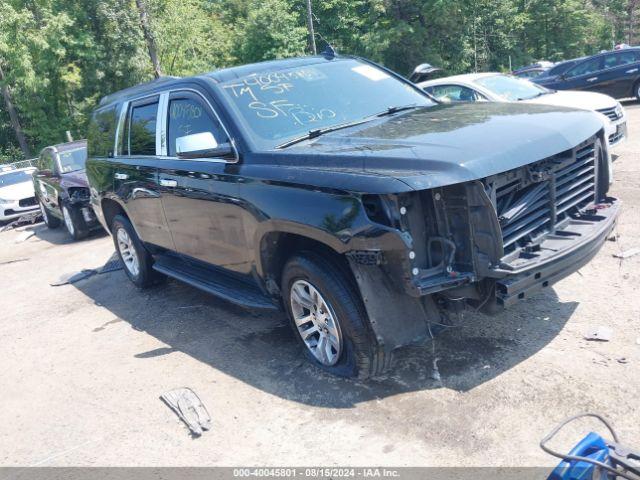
[584,326,613,342]
[0,212,41,232]
[0,258,29,266]
[50,254,123,286]
[160,387,211,436]
[617,357,629,364]
[50,269,97,286]
[14,230,35,243]
[98,253,123,274]
[613,247,640,259]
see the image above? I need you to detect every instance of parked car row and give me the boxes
[512,47,640,102]
[418,72,627,152]
[9,53,621,378]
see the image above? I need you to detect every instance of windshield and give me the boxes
[474,74,549,101]
[58,147,86,173]
[0,169,34,187]
[219,59,435,148]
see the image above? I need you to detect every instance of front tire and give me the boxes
[39,199,61,229]
[62,204,89,240]
[282,252,378,379]
[112,214,163,288]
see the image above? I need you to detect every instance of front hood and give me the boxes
[60,169,89,189]
[0,181,35,201]
[277,102,603,191]
[525,90,617,112]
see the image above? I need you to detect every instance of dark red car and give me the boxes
[33,140,101,240]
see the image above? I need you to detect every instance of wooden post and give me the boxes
[135,0,162,79]
[0,63,30,157]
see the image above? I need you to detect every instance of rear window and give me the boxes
[88,105,118,157]
[128,102,158,156]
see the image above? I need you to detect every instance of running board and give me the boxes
[152,255,278,310]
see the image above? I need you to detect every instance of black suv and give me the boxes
[86,55,619,378]
[535,48,640,99]
[34,140,101,240]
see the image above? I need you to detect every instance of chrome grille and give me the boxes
[492,139,597,255]
[597,106,621,121]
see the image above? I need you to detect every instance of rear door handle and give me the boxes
[159,178,177,187]
[626,68,638,74]
[114,172,129,180]
[586,77,598,82]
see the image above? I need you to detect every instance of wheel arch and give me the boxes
[257,228,353,296]
[101,196,129,233]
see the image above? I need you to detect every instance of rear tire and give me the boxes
[62,204,89,240]
[112,214,164,288]
[282,251,379,379]
[38,199,61,229]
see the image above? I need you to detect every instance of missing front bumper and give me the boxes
[492,198,619,307]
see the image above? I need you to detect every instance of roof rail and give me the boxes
[98,75,181,107]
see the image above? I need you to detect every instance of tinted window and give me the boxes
[0,170,34,187]
[129,102,158,155]
[604,51,639,69]
[58,147,87,173]
[546,61,578,77]
[88,106,118,157]
[475,74,547,101]
[167,97,227,156]
[426,85,480,102]
[567,57,602,77]
[219,59,435,148]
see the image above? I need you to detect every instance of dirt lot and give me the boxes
[1,105,639,469]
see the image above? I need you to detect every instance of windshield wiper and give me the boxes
[276,104,421,149]
[276,118,376,149]
[376,104,421,117]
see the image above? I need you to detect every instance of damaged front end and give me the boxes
[349,134,619,358]
[67,187,99,226]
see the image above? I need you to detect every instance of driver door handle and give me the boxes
[586,77,598,82]
[159,178,177,187]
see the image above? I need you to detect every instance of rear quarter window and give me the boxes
[88,105,118,157]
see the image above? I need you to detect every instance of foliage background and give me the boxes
[0,0,637,161]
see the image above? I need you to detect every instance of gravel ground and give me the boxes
[1,104,639,468]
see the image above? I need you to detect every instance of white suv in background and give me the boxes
[418,73,628,150]
[0,167,39,222]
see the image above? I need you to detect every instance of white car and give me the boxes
[418,73,627,150]
[0,167,39,222]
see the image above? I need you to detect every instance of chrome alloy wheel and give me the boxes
[62,206,74,235]
[290,279,343,366]
[116,227,140,277]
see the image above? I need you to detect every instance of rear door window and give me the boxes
[128,100,158,156]
[605,51,639,69]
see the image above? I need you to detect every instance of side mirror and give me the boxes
[176,132,234,160]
